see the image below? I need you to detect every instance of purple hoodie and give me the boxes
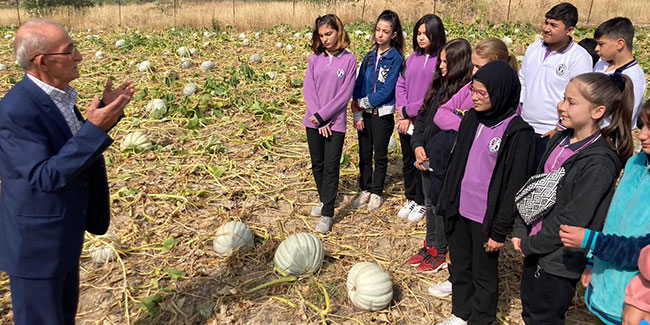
[302,50,357,133]
[395,52,437,125]
[433,82,473,131]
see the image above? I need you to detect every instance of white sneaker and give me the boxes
[428,280,452,298]
[407,204,426,222]
[366,194,383,211]
[315,217,333,234]
[310,202,323,217]
[351,191,371,208]
[397,200,417,219]
[436,314,467,325]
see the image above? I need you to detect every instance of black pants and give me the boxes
[449,216,499,324]
[9,263,80,325]
[520,256,579,325]
[306,127,345,217]
[358,112,394,196]
[534,134,550,171]
[422,171,447,253]
[399,132,424,205]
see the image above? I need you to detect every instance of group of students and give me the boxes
[301,2,650,324]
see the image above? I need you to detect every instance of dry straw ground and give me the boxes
[0,0,649,30]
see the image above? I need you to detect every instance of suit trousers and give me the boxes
[449,216,500,324]
[358,112,395,196]
[9,263,79,325]
[399,132,424,205]
[306,127,345,217]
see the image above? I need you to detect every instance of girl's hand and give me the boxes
[319,125,332,138]
[309,116,319,126]
[484,238,504,252]
[414,146,429,171]
[511,237,524,256]
[581,268,592,287]
[354,120,365,131]
[397,119,411,134]
[622,304,650,325]
[559,225,586,248]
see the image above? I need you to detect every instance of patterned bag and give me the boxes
[515,167,566,225]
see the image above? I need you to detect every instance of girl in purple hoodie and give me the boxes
[394,14,446,223]
[303,14,357,234]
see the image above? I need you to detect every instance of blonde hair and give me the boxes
[474,37,519,73]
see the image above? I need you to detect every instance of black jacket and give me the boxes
[512,130,622,279]
[411,99,456,205]
[437,110,536,244]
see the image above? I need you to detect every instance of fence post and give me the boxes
[16,0,21,25]
[232,0,235,25]
[507,0,512,21]
[433,0,437,13]
[361,0,366,21]
[293,0,296,20]
[587,0,594,25]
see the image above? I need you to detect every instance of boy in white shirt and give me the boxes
[594,17,646,128]
[519,2,593,167]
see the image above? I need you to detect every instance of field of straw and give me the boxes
[0,0,649,30]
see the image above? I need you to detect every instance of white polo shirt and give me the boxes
[594,59,647,127]
[519,39,593,134]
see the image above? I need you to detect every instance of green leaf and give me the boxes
[140,294,162,319]
[162,268,186,280]
[162,237,180,251]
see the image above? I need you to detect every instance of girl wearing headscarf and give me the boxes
[436,60,536,325]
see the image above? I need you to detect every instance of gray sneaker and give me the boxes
[366,194,383,211]
[310,202,323,217]
[351,191,371,208]
[315,216,333,234]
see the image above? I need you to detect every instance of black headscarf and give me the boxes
[437,60,521,224]
[472,60,521,127]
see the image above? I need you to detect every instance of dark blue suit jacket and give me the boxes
[0,76,113,279]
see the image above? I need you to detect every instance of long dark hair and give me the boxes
[310,14,350,54]
[573,72,634,164]
[412,14,445,55]
[372,9,404,57]
[421,38,473,113]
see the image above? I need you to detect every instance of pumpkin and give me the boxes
[95,50,104,60]
[274,232,324,276]
[249,54,262,63]
[387,135,398,151]
[293,32,302,38]
[115,39,125,48]
[147,99,167,119]
[177,46,190,57]
[90,234,121,265]
[238,32,246,40]
[242,39,250,46]
[120,131,153,152]
[183,83,198,96]
[200,61,216,71]
[189,48,198,55]
[346,262,393,311]
[0,64,6,71]
[285,44,294,51]
[180,59,193,69]
[138,60,152,72]
[213,221,254,254]
[276,42,283,49]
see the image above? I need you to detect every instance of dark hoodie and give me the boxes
[437,61,536,243]
[513,130,622,279]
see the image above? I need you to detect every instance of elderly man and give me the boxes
[0,20,133,324]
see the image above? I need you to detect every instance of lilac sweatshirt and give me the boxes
[433,83,473,131]
[303,50,358,133]
[459,114,516,223]
[395,52,437,124]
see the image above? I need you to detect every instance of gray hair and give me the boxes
[14,20,64,71]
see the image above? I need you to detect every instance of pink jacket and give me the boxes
[625,245,650,312]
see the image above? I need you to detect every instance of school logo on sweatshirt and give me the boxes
[337,69,345,79]
[488,137,502,153]
[556,63,567,76]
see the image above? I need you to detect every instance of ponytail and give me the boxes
[574,72,634,164]
[474,38,518,74]
[506,54,519,74]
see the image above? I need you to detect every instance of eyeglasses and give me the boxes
[30,45,79,62]
[469,84,489,98]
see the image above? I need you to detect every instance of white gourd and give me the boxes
[189,48,198,55]
[276,42,283,49]
[274,232,324,276]
[90,234,121,265]
[147,99,167,119]
[242,39,250,46]
[183,82,198,96]
[0,64,6,71]
[200,61,216,71]
[177,46,190,57]
[115,39,125,48]
[346,262,393,311]
[238,32,246,40]
[95,50,104,60]
[120,131,153,152]
[285,44,294,51]
[249,54,262,63]
[293,32,302,38]
[180,59,193,69]
[387,135,398,151]
[138,60,152,72]
[213,221,254,254]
